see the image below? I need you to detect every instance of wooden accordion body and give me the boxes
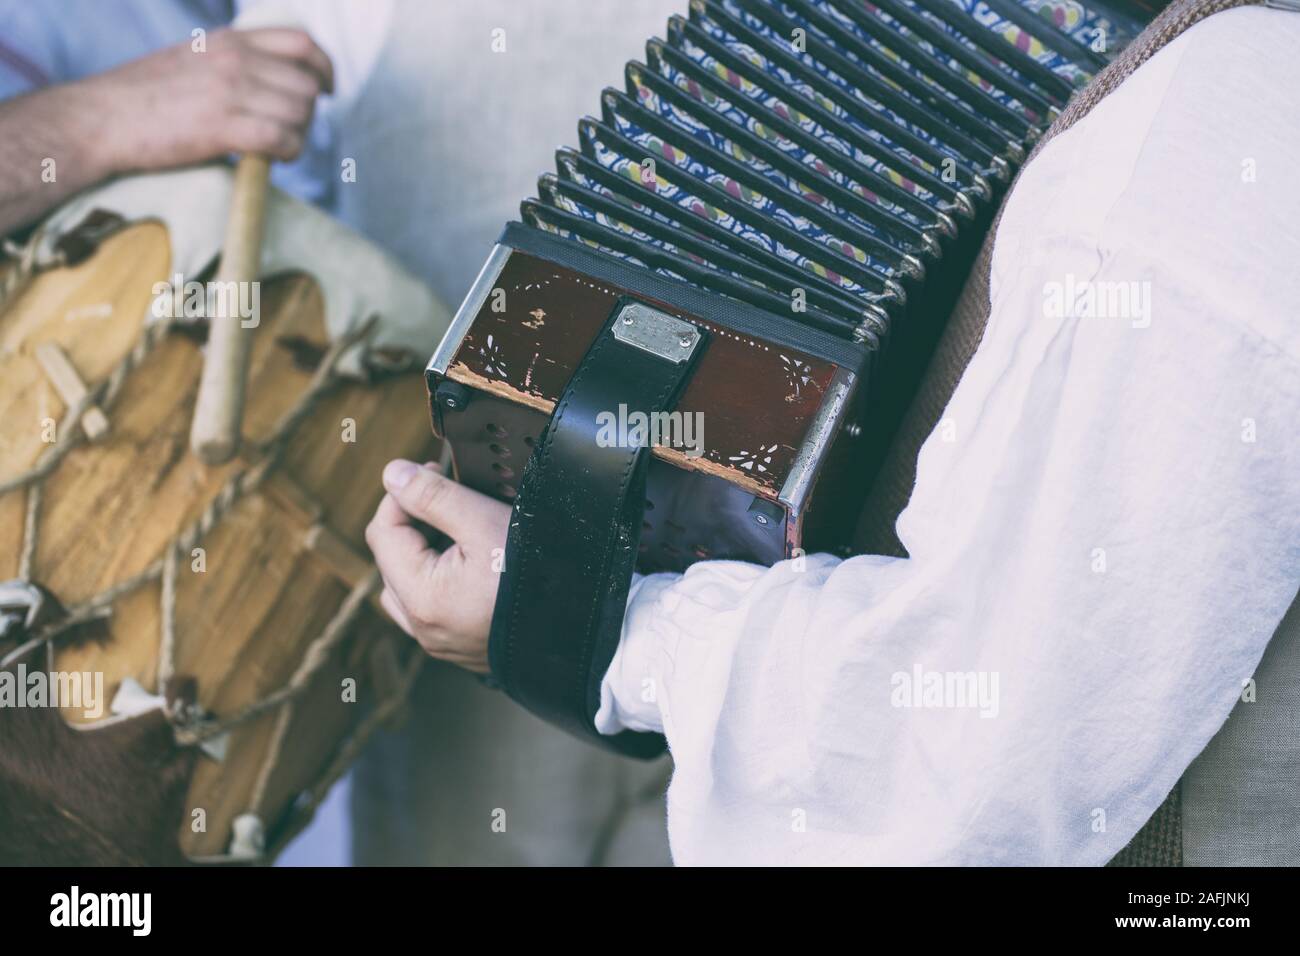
[430,0,1151,572]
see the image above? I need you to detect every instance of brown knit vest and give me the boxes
[850,0,1265,866]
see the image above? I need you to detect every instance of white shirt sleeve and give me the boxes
[595,6,1300,865]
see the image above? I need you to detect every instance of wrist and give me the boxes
[80,77,136,179]
[595,573,677,736]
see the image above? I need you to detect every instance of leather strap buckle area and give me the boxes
[487,299,708,757]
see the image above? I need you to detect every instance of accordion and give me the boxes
[427,0,1156,754]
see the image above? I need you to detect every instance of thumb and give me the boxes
[381,459,508,547]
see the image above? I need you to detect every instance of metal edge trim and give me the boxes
[426,244,512,376]
[777,365,857,524]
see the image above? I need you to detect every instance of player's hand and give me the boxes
[365,461,511,674]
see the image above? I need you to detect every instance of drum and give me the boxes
[0,218,436,864]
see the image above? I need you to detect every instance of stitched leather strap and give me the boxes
[488,300,707,757]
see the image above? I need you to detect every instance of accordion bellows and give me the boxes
[428,0,1147,572]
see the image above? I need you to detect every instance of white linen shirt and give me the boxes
[597,6,1300,865]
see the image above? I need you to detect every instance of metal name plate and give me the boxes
[611,302,701,364]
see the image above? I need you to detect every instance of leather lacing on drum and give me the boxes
[0,232,425,864]
[0,235,65,325]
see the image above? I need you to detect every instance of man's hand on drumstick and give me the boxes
[0,27,332,234]
[97,27,334,171]
[366,461,511,674]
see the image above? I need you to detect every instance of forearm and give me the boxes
[600,459,1299,868]
[0,27,334,237]
[0,79,120,234]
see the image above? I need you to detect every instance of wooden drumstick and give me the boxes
[190,154,270,465]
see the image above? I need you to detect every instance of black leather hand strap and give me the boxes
[488,300,707,758]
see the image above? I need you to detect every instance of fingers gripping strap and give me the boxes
[488,300,707,757]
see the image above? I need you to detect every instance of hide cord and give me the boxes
[0,232,425,859]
